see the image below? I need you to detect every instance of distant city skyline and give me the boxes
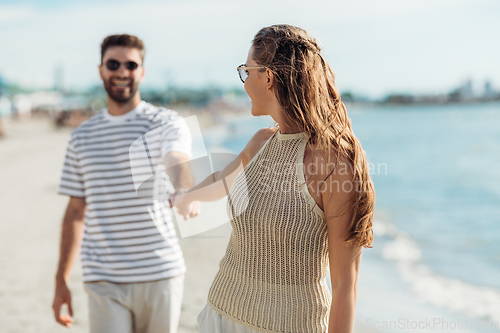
[0,0,499,99]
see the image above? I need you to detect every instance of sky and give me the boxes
[0,0,498,99]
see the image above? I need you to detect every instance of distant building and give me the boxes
[12,91,64,119]
[460,78,474,99]
[483,80,495,98]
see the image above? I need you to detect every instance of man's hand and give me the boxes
[52,281,74,328]
[52,196,85,328]
[170,188,201,220]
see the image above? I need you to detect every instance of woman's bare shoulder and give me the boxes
[239,127,278,166]
[253,127,278,148]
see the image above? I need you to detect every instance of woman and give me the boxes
[172,24,375,333]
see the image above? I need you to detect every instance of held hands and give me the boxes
[169,188,201,220]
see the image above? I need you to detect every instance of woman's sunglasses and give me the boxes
[237,64,267,83]
[105,59,140,71]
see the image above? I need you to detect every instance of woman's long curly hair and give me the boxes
[252,24,375,248]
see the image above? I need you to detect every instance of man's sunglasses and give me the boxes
[237,64,267,83]
[105,59,140,71]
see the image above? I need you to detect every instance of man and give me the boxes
[52,34,199,333]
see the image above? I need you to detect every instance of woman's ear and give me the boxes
[266,68,274,91]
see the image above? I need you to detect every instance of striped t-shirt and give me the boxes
[58,101,192,283]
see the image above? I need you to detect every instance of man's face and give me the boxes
[99,46,145,103]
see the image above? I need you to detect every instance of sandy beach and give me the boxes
[0,117,379,333]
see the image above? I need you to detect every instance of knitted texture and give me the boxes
[207,131,331,333]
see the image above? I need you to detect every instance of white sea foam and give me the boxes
[375,219,500,323]
[382,232,422,262]
[398,262,500,322]
[372,218,398,237]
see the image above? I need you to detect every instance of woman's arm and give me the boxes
[171,128,276,219]
[177,154,244,202]
[319,152,362,333]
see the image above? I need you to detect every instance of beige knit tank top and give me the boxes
[207,130,332,333]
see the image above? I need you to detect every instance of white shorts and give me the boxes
[197,303,261,333]
[84,274,184,333]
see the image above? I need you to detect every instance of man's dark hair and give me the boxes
[100,34,145,64]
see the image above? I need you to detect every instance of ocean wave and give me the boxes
[375,219,500,323]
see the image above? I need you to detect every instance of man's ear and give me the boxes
[98,64,103,81]
[266,68,274,91]
[140,67,146,83]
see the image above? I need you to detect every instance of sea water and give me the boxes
[201,102,500,332]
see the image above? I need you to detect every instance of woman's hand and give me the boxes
[169,188,201,221]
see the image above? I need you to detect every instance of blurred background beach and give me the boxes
[0,0,499,332]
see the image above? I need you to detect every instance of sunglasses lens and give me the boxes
[106,60,120,71]
[238,68,248,83]
[126,62,139,71]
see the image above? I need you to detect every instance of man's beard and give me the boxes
[103,78,139,103]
